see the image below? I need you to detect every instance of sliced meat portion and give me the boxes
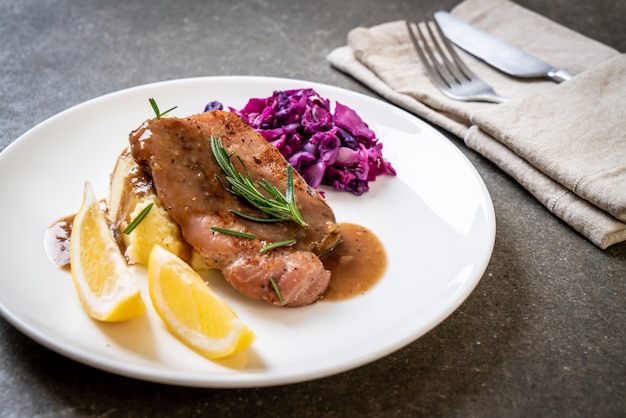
[129,110,341,307]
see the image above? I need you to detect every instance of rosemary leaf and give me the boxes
[123,203,154,234]
[229,209,284,223]
[149,98,178,119]
[210,227,256,239]
[260,239,296,253]
[269,278,285,305]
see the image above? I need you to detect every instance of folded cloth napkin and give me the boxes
[327,0,626,248]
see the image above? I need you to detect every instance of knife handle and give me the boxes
[548,68,574,83]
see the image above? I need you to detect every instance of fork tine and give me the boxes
[406,20,459,89]
[405,21,447,88]
[423,19,467,84]
[430,17,476,82]
[416,22,458,88]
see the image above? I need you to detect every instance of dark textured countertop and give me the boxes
[1,0,624,416]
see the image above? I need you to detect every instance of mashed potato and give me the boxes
[107,147,209,271]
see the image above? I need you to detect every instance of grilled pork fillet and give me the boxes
[129,110,341,307]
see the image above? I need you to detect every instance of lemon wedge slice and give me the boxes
[70,182,146,322]
[148,245,256,359]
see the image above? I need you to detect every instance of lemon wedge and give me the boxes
[148,245,256,359]
[70,182,146,322]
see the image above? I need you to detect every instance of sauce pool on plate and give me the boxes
[321,222,387,302]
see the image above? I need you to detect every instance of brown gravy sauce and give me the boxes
[44,219,387,302]
[321,222,387,302]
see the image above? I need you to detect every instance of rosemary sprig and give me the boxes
[123,203,153,234]
[210,136,308,227]
[210,227,256,239]
[149,98,178,119]
[269,278,285,305]
[260,239,296,253]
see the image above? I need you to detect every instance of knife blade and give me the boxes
[433,10,574,83]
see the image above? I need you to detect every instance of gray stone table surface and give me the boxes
[1,0,624,417]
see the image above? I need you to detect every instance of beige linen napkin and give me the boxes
[327,0,626,248]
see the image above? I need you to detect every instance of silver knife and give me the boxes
[433,10,574,83]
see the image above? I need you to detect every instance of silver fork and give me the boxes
[405,18,508,103]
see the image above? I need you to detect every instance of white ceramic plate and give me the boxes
[0,76,495,388]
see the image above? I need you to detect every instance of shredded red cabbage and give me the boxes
[208,88,395,195]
